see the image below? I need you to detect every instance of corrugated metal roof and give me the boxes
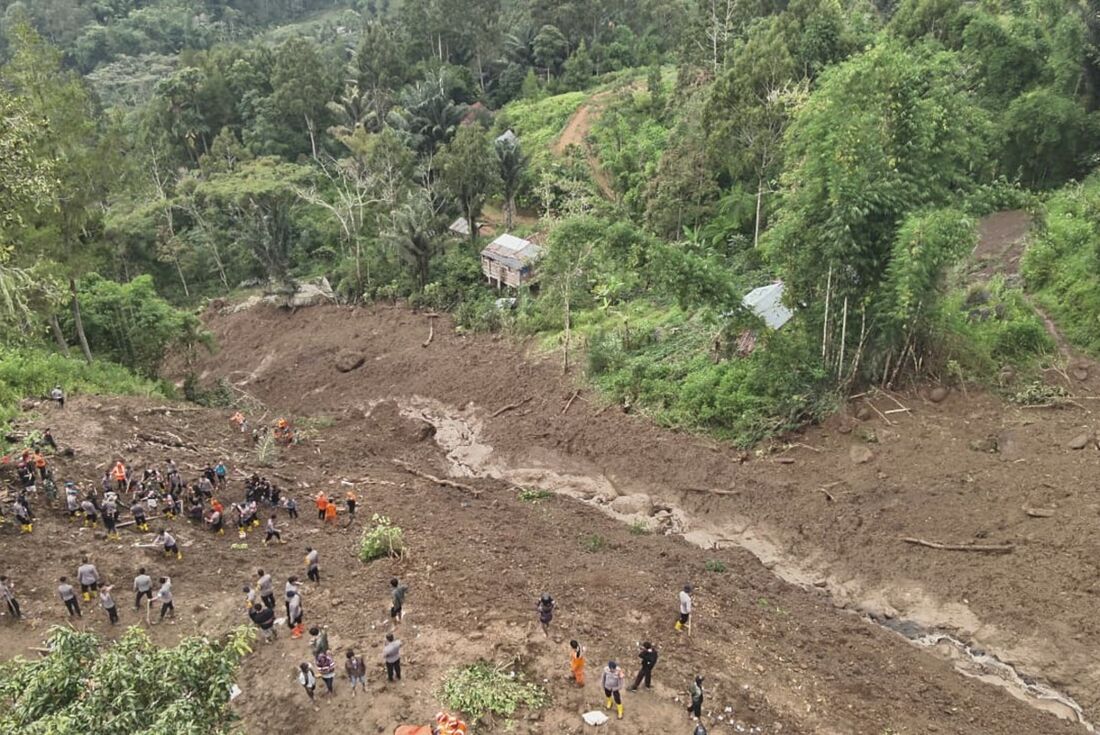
[481,234,542,267]
[742,282,793,329]
[449,217,472,235]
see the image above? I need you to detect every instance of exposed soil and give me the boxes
[3,213,1099,734]
[0,301,1091,735]
[553,92,617,201]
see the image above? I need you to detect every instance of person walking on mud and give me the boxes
[256,570,275,610]
[288,589,305,639]
[155,576,174,623]
[58,577,81,617]
[99,586,119,625]
[263,515,284,545]
[77,556,100,602]
[314,491,327,521]
[569,640,586,687]
[602,661,626,720]
[390,577,407,624]
[345,649,367,695]
[675,584,693,633]
[687,675,705,720]
[629,642,658,691]
[316,649,336,696]
[536,593,555,637]
[383,632,402,682]
[1,576,22,620]
[298,662,318,704]
[133,567,153,610]
[305,547,320,583]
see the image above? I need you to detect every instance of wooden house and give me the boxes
[480,234,542,288]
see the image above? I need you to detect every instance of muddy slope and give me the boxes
[176,300,1100,730]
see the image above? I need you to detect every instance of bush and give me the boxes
[705,559,727,573]
[438,662,549,723]
[582,533,608,552]
[0,347,166,450]
[0,625,254,734]
[359,514,406,561]
[628,519,650,535]
[517,488,551,503]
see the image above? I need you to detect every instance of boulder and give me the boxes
[929,386,949,403]
[609,494,653,516]
[334,351,366,373]
[1068,433,1094,450]
[849,445,875,465]
[288,277,335,307]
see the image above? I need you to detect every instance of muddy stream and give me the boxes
[393,396,1094,732]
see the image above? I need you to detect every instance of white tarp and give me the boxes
[742,281,793,329]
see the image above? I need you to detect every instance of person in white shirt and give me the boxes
[675,584,693,632]
[156,576,174,622]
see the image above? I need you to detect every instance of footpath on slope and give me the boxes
[552,90,618,201]
[175,299,1100,733]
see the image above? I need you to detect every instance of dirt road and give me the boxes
[553,91,617,200]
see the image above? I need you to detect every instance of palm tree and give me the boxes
[387,194,445,289]
[388,70,467,153]
[494,130,528,232]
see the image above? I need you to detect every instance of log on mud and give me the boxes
[490,397,532,418]
[136,432,196,450]
[902,537,1014,553]
[562,390,580,414]
[392,460,481,497]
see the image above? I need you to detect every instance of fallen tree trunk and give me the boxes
[392,460,481,497]
[902,537,1014,553]
[490,397,531,418]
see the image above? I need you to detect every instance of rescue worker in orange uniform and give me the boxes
[315,491,327,521]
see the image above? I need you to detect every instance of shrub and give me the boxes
[438,662,549,723]
[517,488,551,503]
[705,559,727,573]
[628,519,650,535]
[582,533,608,552]
[359,514,406,561]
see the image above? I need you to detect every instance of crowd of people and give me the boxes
[1,414,714,733]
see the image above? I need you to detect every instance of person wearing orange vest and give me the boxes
[324,500,337,525]
[33,452,47,480]
[315,491,327,521]
[112,461,128,492]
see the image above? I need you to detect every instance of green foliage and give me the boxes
[438,662,549,723]
[1022,176,1100,354]
[63,274,209,377]
[705,559,727,573]
[628,519,650,535]
[255,430,278,467]
[0,346,165,445]
[517,487,552,503]
[0,624,254,734]
[359,513,406,561]
[582,533,609,552]
[437,125,499,243]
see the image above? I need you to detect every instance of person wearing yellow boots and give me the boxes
[130,500,149,532]
[154,529,182,560]
[675,584,693,632]
[601,661,626,720]
[76,556,100,602]
[13,497,32,534]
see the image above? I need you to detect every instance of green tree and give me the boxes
[562,39,594,89]
[766,42,990,307]
[541,216,603,372]
[532,24,569,78]
[437,125,499,244]
[387,191,446,289]
[494,130,529,232]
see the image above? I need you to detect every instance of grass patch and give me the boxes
[0,347,166,450]
[628,519,650,535]
[438,662,549,724]
[517,488,552,503]
[581,533,609,553]
[704,559,727,573]
[1021,175,1100,355]
[359,514,406,562]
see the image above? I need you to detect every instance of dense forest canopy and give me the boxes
[3,0,1100,442]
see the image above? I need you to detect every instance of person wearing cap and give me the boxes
[629,641,658,690]
[687,675,705,719]
[536,593,555,637]
[602,660,625,720]
[675,584,693,632]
